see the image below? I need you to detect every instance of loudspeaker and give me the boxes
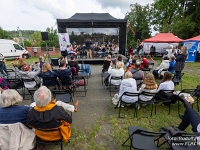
[135,31,141,40]
[41,32,49,41]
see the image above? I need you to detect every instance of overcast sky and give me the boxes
[0,0,153,31]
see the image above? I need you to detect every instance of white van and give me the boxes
[0,39,30,59]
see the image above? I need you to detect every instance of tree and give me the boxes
[0,27,10,39]
[125,3,152,48]
[151,0,200,39]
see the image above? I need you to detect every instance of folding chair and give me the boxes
[122,126,166,150]
[7,78,24,95]
[154,90,174,115]
[35,128,63,150]
[172,73,184,90]
[158,68,168,79]
[160,127,198,150]
[52,89,73,116]
[193,85,200,112]
[73,76,87,97]
[136,91,156,117]
[101,72,109,85]
[109,76,123,97]
[118,92,139,118]
[5,69,18,79]
[42,77,59,90]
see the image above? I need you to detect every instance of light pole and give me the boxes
[17,27,24,47]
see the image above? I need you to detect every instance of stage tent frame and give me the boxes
[56,13,127,55]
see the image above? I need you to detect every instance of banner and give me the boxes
[58,33,70,51]
[183,40,199,62]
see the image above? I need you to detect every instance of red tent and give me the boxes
[186,35,200,41]
[143,33,183,43]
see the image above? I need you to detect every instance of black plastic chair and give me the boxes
[35,128,63,150]
[154,90,174,115]
[52,89,73,115]
[109,76,123,97]
[137,91,156,117]
[122,126,166,150]
[160,128,198,150]
[42,76,59,89]
[172,73,184,90]
[118,92,139,118]
[58,76,73,90]
[101,72,109,85]
[73,76,87,97]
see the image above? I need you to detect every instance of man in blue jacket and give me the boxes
[85,38,92,59]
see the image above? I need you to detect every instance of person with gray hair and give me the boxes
[0,89,30,125]
[27,86,72,142]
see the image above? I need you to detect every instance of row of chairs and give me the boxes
[118,88,200,118]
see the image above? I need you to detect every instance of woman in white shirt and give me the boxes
[106,61,124,87]
[118,71,138,103]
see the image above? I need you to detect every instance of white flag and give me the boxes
[58,33,70,51]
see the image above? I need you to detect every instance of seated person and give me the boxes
[0,56,7,75]
[69,56,80,75]
[168,56,175,74]
[139,73,157,102]
[38,56,45,70]
[57,60,73,88]
[118,71,138,104]
[0,89,35,150]
[17,58,27,70]
[102,55,112,73]
[27,86,72,143]
[178,97,200,143]
[140,55,149,69]
[19,63,41,88]
[152,56,170,78]
[129,61,144,87]
[38,63,60,88]
[154,71,175,105]
[105,61,124,88]
[126,58,136,72]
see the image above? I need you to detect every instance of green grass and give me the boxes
[8,56,199,149]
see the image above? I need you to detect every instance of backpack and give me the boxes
[0,78,9,90]
[194,85,200,98]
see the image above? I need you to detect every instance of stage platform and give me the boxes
[51,55,127,65]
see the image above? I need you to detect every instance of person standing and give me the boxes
[85,38,92,59]
[174,46,188,79]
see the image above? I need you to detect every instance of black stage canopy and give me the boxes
[57,13,127,55]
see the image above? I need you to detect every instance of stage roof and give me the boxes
[186,35,200,42]
[143,33,183,43]
[56,13,127,29]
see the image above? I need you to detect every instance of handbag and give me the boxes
[75,79,85,86]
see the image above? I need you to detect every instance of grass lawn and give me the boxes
[5,56,200,149]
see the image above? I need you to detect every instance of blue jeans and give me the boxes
[178,107,200,132]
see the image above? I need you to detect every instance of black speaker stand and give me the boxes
[44,41,52,66]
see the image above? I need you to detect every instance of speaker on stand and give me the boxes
[41,32,52,65]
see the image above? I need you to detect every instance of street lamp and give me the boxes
[17,27,24,47]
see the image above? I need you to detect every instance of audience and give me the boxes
[19,63,41,88]
[69,56,80,75]
[152,56,170,78]
[0,56,7,75]
[38,63,60,88]
[105,61,124,88]
[17,58,27,70]
[57,60,72,78]
[58,56,65,67]
[129,61,144,87]
[27,86,72,142]
[140,55,149,69]
[102,55,112,73]
[174,46,188,79]
[168,56,175,74]
[139,73,157,102]
[38,56,45,70]
[126,58,136,72]
[118,71,138,104]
